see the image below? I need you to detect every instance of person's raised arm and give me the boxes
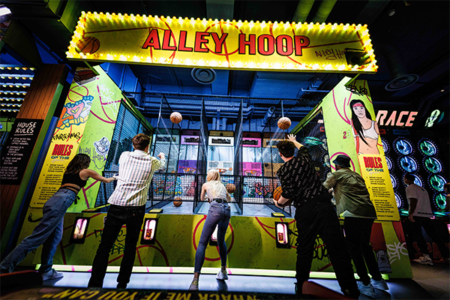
[152,152,166,170]
[287,134,304,149]
[80,169,115,183]
[323,172,337,190]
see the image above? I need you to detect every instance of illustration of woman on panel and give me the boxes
[350,100,380,155]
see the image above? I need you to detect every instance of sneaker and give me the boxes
[342,288,360,299]
[413,256,434,265]
[189,280,199,291]
[216,269,228,280]
[41,269,64,281]
[371,278,389,291]
[377,250,392,273]
[357,282,376,298]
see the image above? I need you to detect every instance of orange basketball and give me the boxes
[173,197,183,207]
[226,183,236,194]
[278,117,291,130]
[76,36,100,54]
[273,186,283,201]
[170,112,182,124]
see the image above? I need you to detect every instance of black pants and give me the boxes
[295,200,357,294]
[344,217,382,285]
[411,216,449,258]
[88,205,145,287]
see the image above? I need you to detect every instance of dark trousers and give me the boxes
[295,200,357,294]
[88,205,145,287]
[344,217,382,285]
[411,216,449,258]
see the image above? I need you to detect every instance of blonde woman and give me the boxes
[189,170,232,290]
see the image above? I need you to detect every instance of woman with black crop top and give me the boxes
[0,154,115,280]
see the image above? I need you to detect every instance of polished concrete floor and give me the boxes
[411,262,450,300]
[42,271,436,299]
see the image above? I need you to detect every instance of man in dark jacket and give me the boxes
[324,155,388,297]
[274,135,359,298]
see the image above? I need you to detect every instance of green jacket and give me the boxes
[323,168,377,218]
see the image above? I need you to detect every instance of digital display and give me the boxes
[424,157,442,174]
[386,157,393,171]
[395,139,413,155]
[275,222,290,248]
[413,175,423,187]
[381,138,389,154]
[433,193,447,210]
[395,193,403,209]
[399,156,418,172]
[390,174,398,189]
[429,175,446,192]
[419,139,437,156]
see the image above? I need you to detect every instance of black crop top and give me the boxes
[61,172,87,188]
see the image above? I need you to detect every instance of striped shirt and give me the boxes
[108,150,166,206]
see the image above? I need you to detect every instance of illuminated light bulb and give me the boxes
[119,55,126,61]
[87,11,92,15]
[178,17,183,23]
[202,18,207,26]
[237,20,243,28]
[248,62,255,68]
[308,23,314,30]
[249,21,254,29]
[173,58,180,64]
[146,57,152,62]
[356,24,361,30]
[222,61,228,67]
[261,21,266,29]
[133,56,140,62]
[186,58,192,64]
[198,59,205,66]
[261,62,268,68]
[273,21,278,29]
[284,22,290,30]
[274,62,281,69]
[312,64,320,69]
[190,18,195,26]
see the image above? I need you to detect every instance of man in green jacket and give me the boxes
[323,155,388,298]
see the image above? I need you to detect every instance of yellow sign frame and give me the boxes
[67,12,378,73]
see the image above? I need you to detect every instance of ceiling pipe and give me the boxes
[261,106,276,127]
[292,0,315,22]
[311,0,337,23]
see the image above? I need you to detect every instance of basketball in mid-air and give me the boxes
[173,197,183,207]
[76,36,100,54]
[273,186,283,201]
[226,183,236,194]
[277,117,291,130]
[170,112,182,124]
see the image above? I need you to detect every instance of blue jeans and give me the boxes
[0,188,77,273]
[194,201,231,273]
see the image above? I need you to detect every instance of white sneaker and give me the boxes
[41,269,64,281]
[216,269,228,280]
[357,282,376,298]
[371,278,389,291]
[413,256,434,265]
[377,250,392,273]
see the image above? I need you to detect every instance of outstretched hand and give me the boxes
[157,152,165,159]
[287,134,296,142]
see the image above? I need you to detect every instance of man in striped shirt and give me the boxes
[88,133,165,289]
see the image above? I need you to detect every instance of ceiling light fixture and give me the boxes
[0,6,11,17]
[388,9,396,17]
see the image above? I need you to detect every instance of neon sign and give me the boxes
[67,12,378,73]
[376,110,417,127]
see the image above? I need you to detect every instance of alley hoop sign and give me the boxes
[67,12,378,73]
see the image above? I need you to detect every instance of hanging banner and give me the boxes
[30,66,123,209]
[67,12,377,73]
[298,77,399,221]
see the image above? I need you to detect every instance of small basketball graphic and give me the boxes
[226,183,236,194]
[170,112,182,124]
[76,36,100,54]
[273,186,283,201]
[173,197,183,207]
[278,117,291,130]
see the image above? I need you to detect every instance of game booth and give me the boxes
[2,10,448,300]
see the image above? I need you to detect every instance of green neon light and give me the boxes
[37,265,389,281]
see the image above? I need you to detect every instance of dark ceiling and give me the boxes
[3,0,450,121]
